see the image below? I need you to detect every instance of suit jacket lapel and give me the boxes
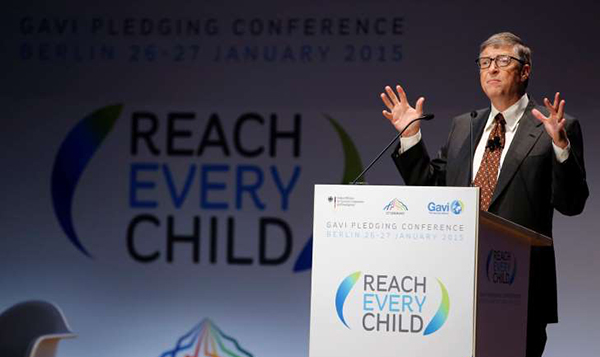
[472,109,489,165]
[490,100,544,206]
[451,109,489,186]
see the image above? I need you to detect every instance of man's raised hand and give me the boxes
[380,85,425,137]
[532,92,569,149]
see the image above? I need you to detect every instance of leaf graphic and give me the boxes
[51,104,123,258]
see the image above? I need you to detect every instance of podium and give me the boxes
[308,185,551,357]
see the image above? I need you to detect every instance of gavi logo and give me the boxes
[427,200,464,215]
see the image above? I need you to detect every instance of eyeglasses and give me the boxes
[476,55,526,69]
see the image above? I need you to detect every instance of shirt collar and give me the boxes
[488,94,529,132]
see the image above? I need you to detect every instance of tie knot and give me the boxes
[495,113,506,126]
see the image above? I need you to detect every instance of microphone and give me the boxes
[468,110,476,186]
[350,113,435,185]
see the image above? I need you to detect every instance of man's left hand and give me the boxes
[532,92,569,149]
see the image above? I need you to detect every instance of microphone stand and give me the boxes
[469,111,476,187]
[350,114,435,185]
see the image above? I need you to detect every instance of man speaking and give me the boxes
[380,32,589,357]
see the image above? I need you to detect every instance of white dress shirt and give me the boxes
[398,94,570,180]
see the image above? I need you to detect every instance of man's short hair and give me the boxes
[480,32,532,66]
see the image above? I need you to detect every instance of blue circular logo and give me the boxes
[450,200,464,215]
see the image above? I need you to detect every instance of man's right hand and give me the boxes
[380,85,425,137]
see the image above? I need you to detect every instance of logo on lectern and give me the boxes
[486,249,517,285]
[383,198,408,215]
[334,272,450,335]
[427,199,464,215]
[335,271,362,328]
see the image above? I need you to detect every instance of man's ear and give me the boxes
[520,64,531,82]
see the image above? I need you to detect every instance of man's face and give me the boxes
[479,45,529,102]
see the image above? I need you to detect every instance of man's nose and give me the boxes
[487,60,500,72]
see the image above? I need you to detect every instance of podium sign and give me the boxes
[309,185,479,357]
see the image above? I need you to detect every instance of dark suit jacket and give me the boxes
[391,98,589,323]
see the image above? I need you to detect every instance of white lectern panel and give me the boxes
[309,185,479,357]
